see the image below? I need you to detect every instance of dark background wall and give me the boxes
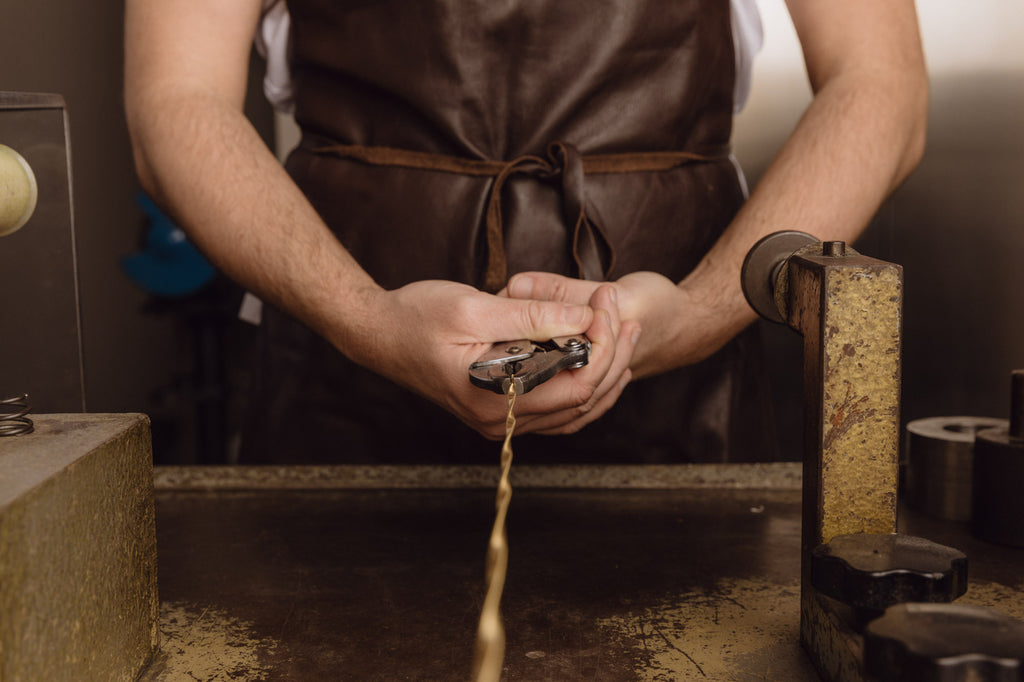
[0,0,272,463]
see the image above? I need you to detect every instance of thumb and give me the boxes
[481,296,593,342]
[507,272,601,304]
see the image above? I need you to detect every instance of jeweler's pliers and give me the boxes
[469,336,591,395]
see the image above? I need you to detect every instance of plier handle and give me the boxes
[469,336,591,395]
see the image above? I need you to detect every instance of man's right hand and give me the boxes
[348,280,640,439]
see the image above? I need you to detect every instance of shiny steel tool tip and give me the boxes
[469,336,590,395]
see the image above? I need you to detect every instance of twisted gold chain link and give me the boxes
[472,380,517,682]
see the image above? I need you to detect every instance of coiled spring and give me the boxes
[0,394,33,436]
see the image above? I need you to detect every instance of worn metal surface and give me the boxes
[784,245,902,550]
[799,591,864,682]
[0,414,158,681]
[153,462,803,492]
[143,485,814,681]
[744,236,902,545]
[791,248,901,682]
[138,470,1024,681]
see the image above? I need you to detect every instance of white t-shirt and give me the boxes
[255,0,763,115]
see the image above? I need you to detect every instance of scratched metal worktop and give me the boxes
[138,465,1024,681]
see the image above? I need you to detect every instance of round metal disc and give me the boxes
[740,231,818,323]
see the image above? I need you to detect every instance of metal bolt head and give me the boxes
[823,241,847,257]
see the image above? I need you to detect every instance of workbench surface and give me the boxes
[138,465,1024,681]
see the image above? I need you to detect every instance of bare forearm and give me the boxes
[702,69,926,285]
[676,3,928,348]
[505,44,927,379]
[126,88,383,361]
[124,0,385,365]
[492,2,927,386]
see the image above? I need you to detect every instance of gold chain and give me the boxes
[472,380,517,682]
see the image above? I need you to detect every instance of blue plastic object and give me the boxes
[121,193,215,297]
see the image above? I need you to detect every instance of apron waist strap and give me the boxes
[310,140,731,291]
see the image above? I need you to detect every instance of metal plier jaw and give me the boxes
[469,336,591,395]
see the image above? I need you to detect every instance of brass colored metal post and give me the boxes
[779,243,902,559]
[743,233,903,681]
[786,243,902,681]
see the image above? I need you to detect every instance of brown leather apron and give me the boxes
[240,0,778,464]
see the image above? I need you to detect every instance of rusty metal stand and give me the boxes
[744,232,903,681]
[744,234,1024,681]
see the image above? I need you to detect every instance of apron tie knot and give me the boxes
[483,141,615,292]
[309,139,729,292]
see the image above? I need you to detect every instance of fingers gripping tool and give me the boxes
[469,337,591,395]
